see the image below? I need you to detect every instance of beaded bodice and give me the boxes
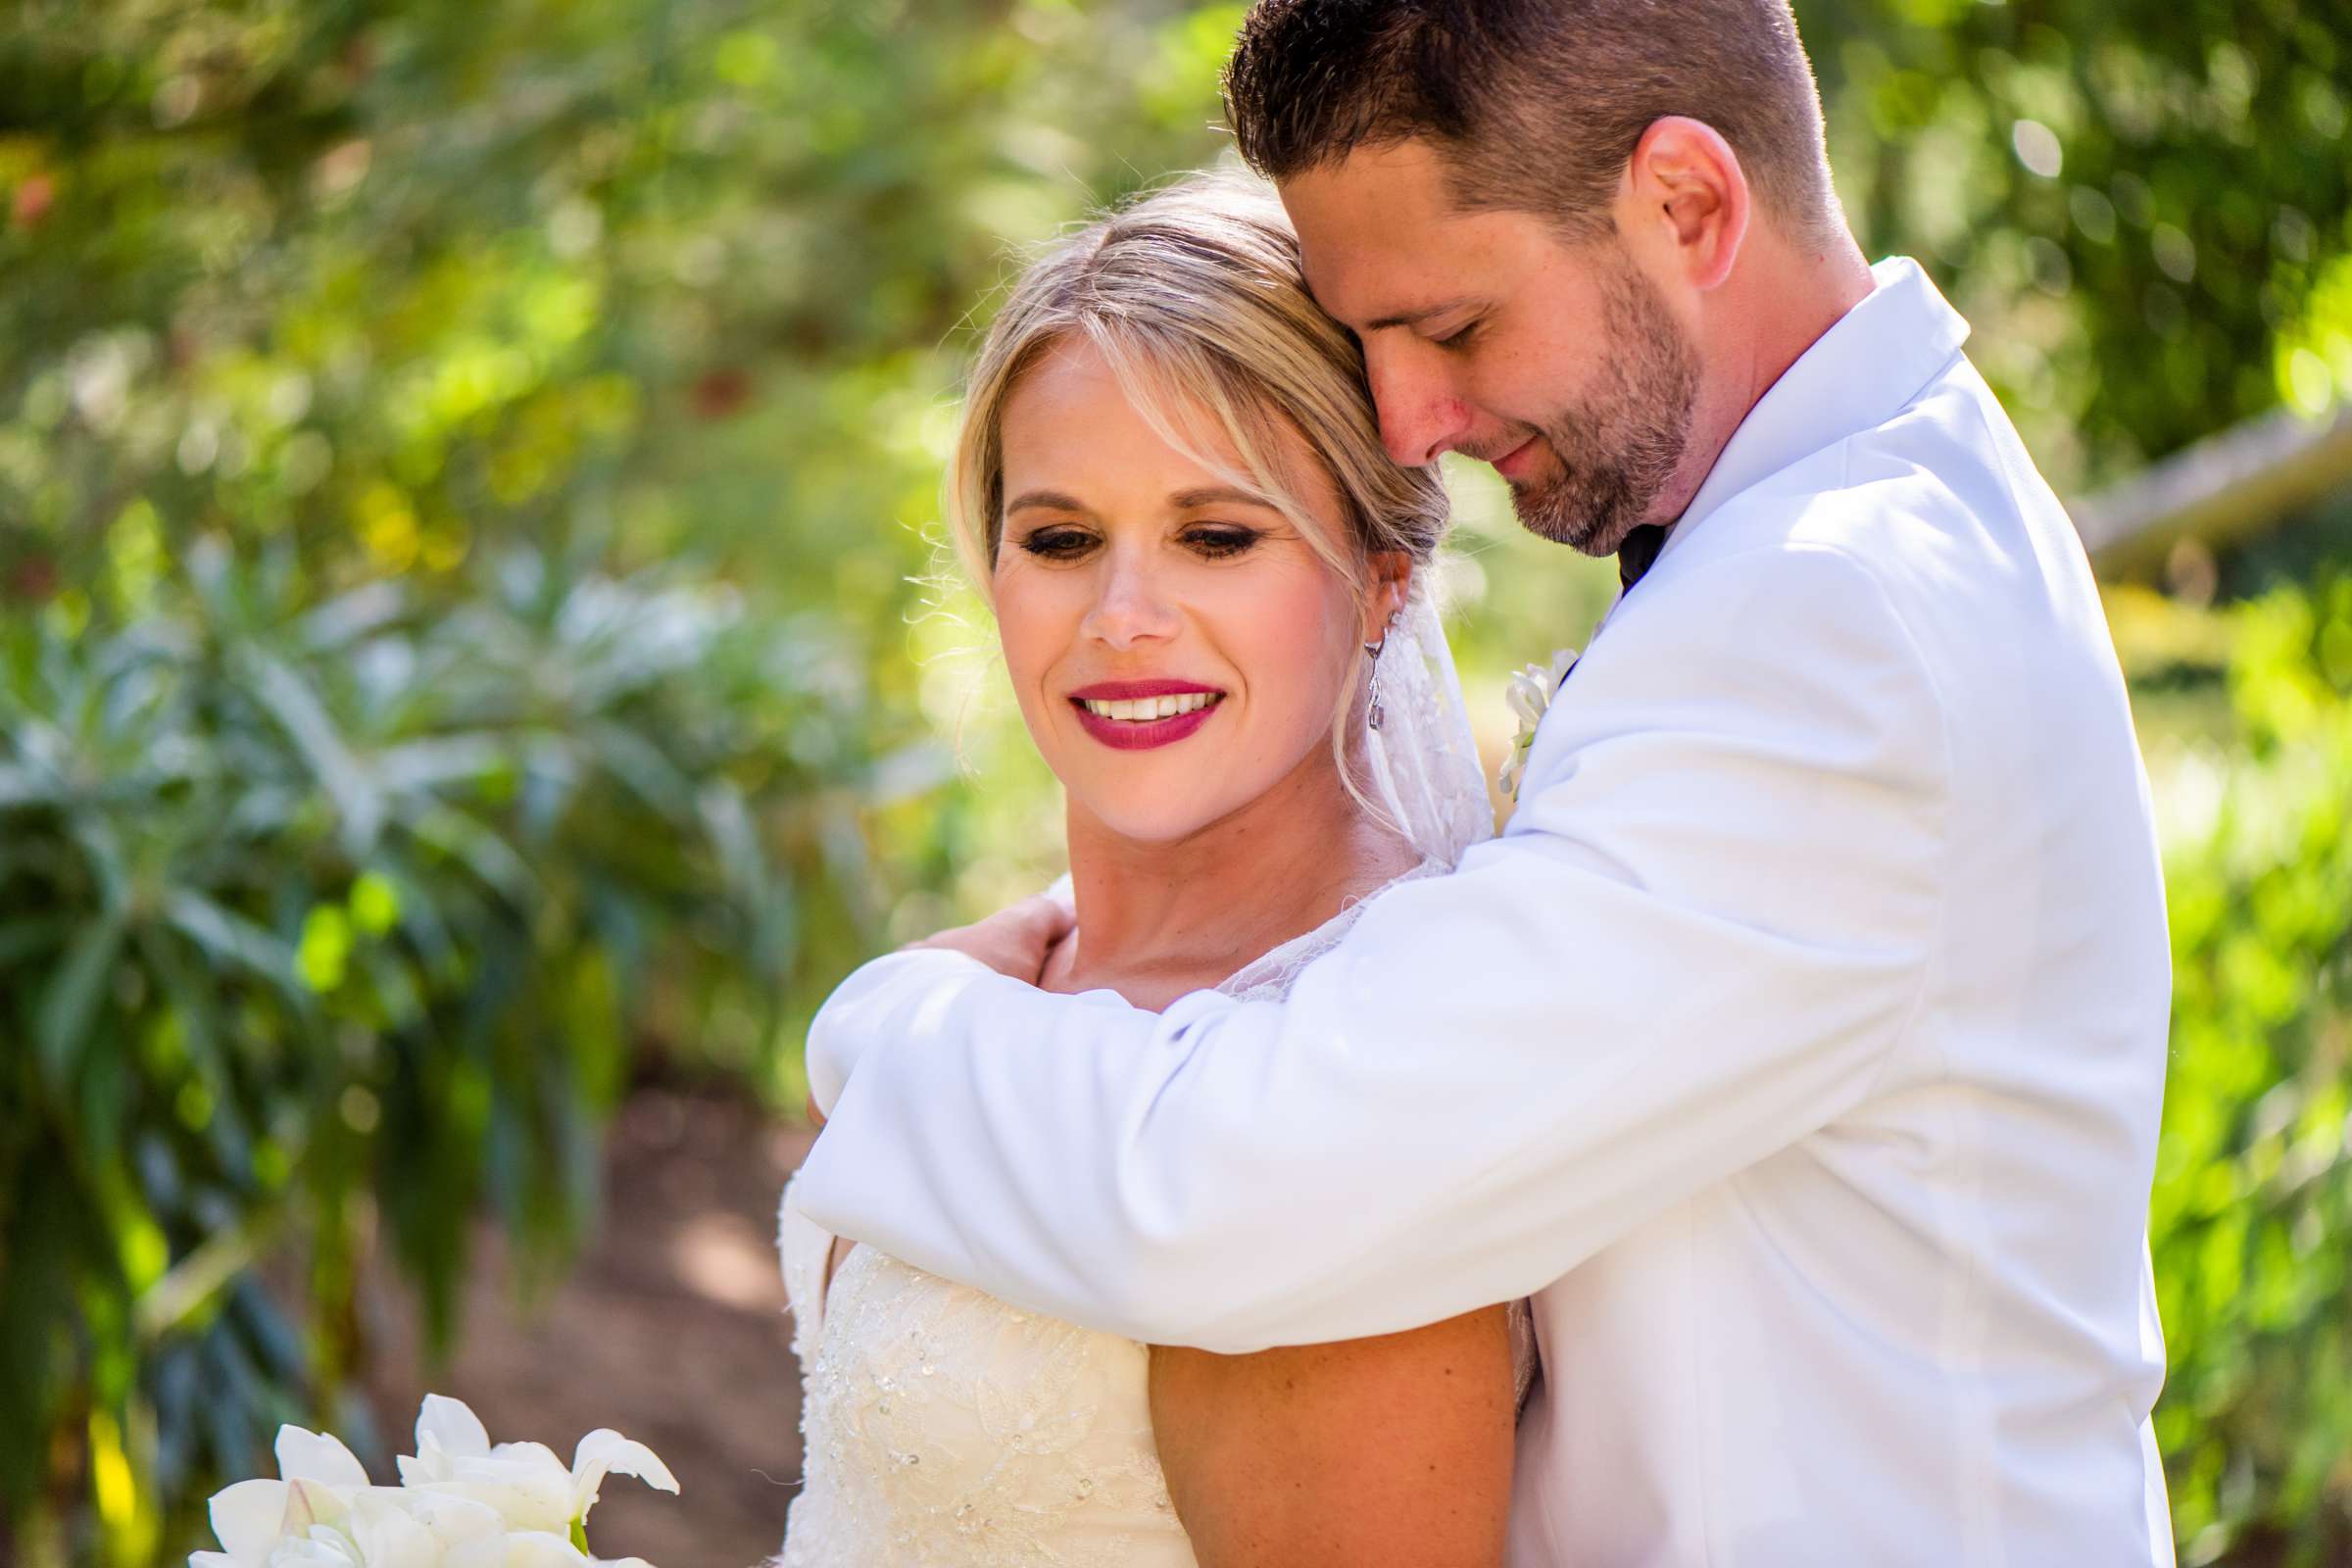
[777,1228,1191,1566]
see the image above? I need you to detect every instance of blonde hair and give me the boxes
[947,168,1450,798]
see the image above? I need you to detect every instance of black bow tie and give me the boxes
[1617,524,1669,593]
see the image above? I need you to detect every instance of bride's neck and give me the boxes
[1054,743,1416,1000]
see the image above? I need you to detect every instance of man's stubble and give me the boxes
[1507,251,1701,559]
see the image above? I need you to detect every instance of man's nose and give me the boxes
[1080,550,1180,649]
[1366,341,1472,467]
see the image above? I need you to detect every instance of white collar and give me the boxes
[1651,257,1971,573]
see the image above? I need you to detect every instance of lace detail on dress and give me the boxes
[778,1231,1190,1568]
[1213,858,1446,1003]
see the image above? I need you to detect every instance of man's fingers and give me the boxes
[902,891,1075,980]
[1016,892,1077,944]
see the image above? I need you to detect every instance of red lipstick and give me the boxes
[1067,680,1225,751]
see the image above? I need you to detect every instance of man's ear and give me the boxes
[1364,551,1414,642]
[1620,115,1749,293]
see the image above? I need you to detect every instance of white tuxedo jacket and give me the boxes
[796,259,2176,1565]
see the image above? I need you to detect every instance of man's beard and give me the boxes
[1504,254,1700,557]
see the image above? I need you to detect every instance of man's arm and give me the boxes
[801,895,1071,1121]
[792,544,1949,1350]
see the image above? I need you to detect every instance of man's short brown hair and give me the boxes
[1223,0,1840,245]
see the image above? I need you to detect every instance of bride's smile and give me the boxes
[1067,681,1226,750]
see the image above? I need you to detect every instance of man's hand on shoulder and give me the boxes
[906,893,1074,983]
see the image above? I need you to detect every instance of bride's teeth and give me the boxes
[1079,692,1220,720]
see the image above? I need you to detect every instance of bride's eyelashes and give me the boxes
[1182,523,1262,560]
[1013,523,1097,561]
[1007,523,1265,562]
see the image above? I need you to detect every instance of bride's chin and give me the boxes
[1055,771,1232,846]
[1069,797,1219,848]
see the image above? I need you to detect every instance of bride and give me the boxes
[777,169,1524,1567]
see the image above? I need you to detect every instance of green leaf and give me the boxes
[160,890,305,1002]
[0,916,69,969]
[233,645,385,857]
[407,807,538,906]
[296,582,408,653]
[698,778,766,907]
[584,721,698,819]
[0,762,63,809]
[37,909,126,1091]
[375,734,510,795]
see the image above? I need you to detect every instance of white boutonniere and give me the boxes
[1499,649,1577,802]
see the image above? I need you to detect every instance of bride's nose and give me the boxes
[1079,546,1181,651]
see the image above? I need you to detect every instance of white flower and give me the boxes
[400,1439,573,1536]
[266,1530,363,1567]
[191,1396,677,1568]
[343,1491,443,1568]
[444,1530,587,1568]
[278,1429,370,1492]
[202,1479,299,1567]
[437,1527,652,1568]
[566,1429,679,1525]
[373,1487,506,1553]
[397,1396,679,1539]
[1498,649,1577,802]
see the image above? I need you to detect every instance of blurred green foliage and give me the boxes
[0,0,2347,1563]
[0,541,894,1563]
[2147,568,2352,1565]
[1808,0,2350,484]
[2279,248,2352,416]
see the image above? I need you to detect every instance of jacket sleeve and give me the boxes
[792,544,1950,1352]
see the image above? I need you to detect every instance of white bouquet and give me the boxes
[191,1395,679,1568]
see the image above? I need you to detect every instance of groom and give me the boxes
[796,1,2175,1562]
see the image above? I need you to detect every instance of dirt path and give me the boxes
[362,1089,815,1567]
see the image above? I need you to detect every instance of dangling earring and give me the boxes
[1362,616,1395,731]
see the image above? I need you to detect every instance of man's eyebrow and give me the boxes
[1357,297,1474,333]
[1005,489,1088,514]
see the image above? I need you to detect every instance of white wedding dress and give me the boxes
[774,593,1508,1566]
[776,866,1474,1567]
